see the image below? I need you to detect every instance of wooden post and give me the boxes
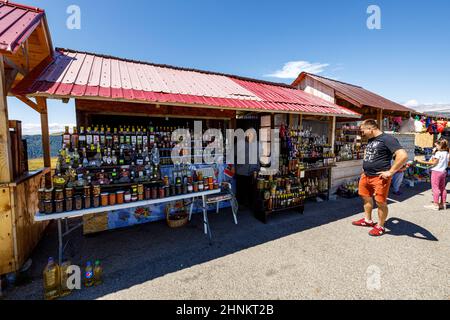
[0,56,13,184]
[377,109,383,131]
[330,116,336,149]
[36,97,51,186]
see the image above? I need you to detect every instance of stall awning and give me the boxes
[0,1,45,53]
[13,48,361,118]
[293,72,414,113]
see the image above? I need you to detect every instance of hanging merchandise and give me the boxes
[414,119,425,133]
[437,121,447,134]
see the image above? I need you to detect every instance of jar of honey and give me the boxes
[44,201,53,214]
[101,193,109,207]
[92,196,100,208]
[83,185,91,197]
[38,188,45,201]
[137,184,144,194]
[44,188,53,201]
[54,189,64,201]
[38,200,45,214]
[65,188,74,199]
[109,193,117,206]
[84,196,91,209]
[65,198,73,212]
[74,196,83,210]
[193,182,199,193]
[145,188,151,200]
[116,191,124,204]
[92,185,101,197]
[55,200,64,213]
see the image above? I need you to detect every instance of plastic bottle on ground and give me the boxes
[43,257,60,300]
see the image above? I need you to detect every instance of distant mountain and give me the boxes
[410,104,450,117]
[24,134,62,159]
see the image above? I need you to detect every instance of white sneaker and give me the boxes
[424,204,440,211]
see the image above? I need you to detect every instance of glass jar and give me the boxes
[198,182,204,191]
[83,185,91,198]
[84,196,91,209]
[187,183,193,193]
[145,188,151,200]
[137,184,144,194]
[65,198,73,212]
[101,193,109,206]
[176,184,182,195]
[124,191,131,203]
[54,189,64,201]
[55,200,64,213]
[92,185,101,197]
[170,185,176,197]
[44,201,53,214]
[116,191,124,204]
[151,187,158,199]
[74,196,83,210]
[65,188,74,199]
[131,194,138,202]
[159,187,165,199]
[44,188,53,201]
[92,196,100,208]
[138,193,144,201]
[193,182,199,193]
[197,171,203,182]
[109,193,117,206]
[182,184,188,194]
[163,176,169,186]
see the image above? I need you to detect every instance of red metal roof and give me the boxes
[13,48,360,118]
[293,72,414,113]
[0,0,44,53]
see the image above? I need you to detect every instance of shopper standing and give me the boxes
[352,120,408,236]
[418,139,450,211]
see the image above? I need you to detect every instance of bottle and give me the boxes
[43,257,60,300]
[84,261,94,287]
[118,148,125,166]
[82,148,89,167]
[131,126,137,146]
[71,127,79,151]
[63,126,71,149]
[105,127,113,148]
[112,127,119,148]
[78,126,86,149]
[99,126,106,146]
[59,260,72,298]
[93,126,100,146]
[94,260,103,286]
[86,127,93,146]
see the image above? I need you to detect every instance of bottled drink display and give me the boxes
[39,121,224,215]
[335,124,367,162]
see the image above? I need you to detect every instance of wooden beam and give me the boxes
[14,95,42,113]
[0,56,13,183]
[5,68,19,93]
[36,97,51,186]
[2,55,27,77]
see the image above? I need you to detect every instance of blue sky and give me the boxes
[7,0,450,134]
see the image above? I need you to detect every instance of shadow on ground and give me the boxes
[5,181,436,300]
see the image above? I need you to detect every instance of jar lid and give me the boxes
[116,191,124,194]
[101,192,109,196]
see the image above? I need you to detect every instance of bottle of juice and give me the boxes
[59,260,72,298]
[84,261,94,287]
[43,257,60,300]
[93,260,103,286]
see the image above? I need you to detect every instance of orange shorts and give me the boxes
[358,174,392,203]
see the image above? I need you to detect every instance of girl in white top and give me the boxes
[419,139,450,210]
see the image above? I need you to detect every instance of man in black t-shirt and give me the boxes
[352,119,408,237]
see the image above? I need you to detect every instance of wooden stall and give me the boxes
[0,2,53,276]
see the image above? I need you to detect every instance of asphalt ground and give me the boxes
[3,182,449,300]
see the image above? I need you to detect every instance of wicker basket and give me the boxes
[165,201,189,228]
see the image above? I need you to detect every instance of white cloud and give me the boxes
[22,123,76,135]
[404,99,419,108]
[265,61,330,79]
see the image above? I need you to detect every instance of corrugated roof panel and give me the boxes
[12,48,360,117]
[300,73,413,113]
[0,1,45,53]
